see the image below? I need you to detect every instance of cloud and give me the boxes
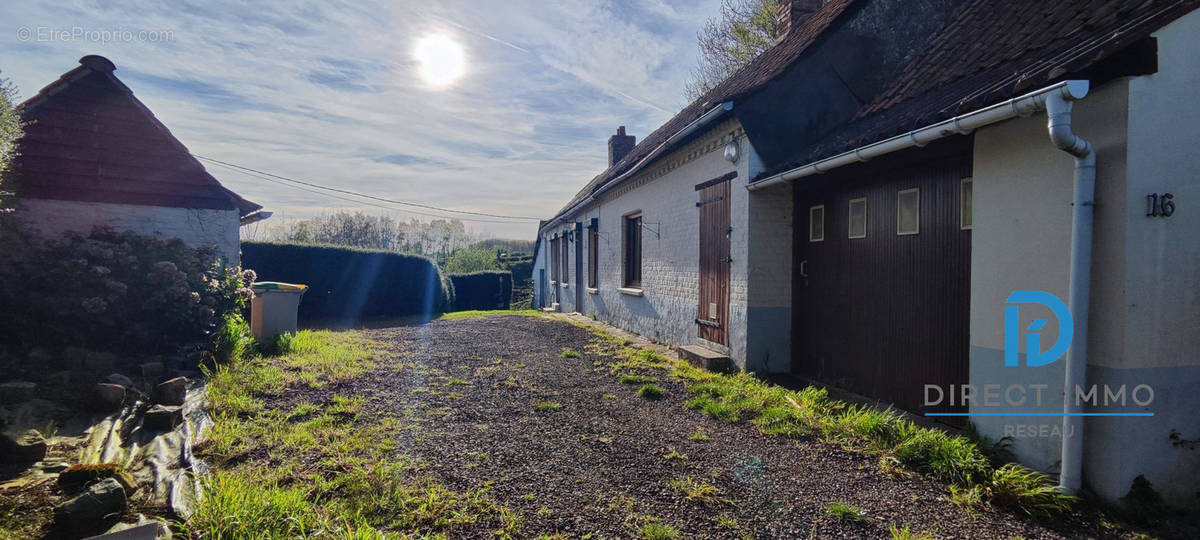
[0,0,721,238]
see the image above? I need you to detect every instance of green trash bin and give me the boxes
[249,282,308,340]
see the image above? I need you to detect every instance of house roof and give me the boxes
[548,0,856,222]
[545,0,1198,227]
[763,0,1200,177]
[15,55,261,216]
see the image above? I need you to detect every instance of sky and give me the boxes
[0,0,722,239]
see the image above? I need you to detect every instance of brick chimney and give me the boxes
[776,0,822,41]
[608,126,636,167]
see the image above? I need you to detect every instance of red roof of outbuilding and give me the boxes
[15,55,261,216]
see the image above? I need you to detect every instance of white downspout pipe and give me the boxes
[1046,88,1095,495]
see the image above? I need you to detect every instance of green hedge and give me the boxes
[449,271,512,311]
[242,242,452,325]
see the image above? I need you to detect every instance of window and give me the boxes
[848,197,867,239]
[587,220,598,289]
[897,188,920,235]
[560,231,570,284]
[809,205,825,242]
[960,178,973,230]
[549,236,560,282]
[623,213,642,288]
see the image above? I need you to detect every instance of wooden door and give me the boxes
[697,176,731,345]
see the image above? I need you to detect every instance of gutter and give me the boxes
[542,101,734,232]
[239,210,273,226]
[747,80,1091,191]
[747,80,1095,494]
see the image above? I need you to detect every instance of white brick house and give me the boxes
[12,55,263,265]
[533,0,1200,508]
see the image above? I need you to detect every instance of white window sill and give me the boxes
[550,280,558,285]
[586,287,599,295]
[560,283,569,288]
[617,287,644,297]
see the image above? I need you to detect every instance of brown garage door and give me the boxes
[697,173,733,345]
[792,145,971,417]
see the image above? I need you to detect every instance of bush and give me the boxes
[0,225,252,364]
[448,271,512,311]
[242,241,452,325]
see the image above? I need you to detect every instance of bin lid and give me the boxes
[251,281,308,293]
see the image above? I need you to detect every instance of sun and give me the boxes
[413,33,466,88]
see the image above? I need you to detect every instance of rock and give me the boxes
[0,429,47,463]
[83,351,118,372]
[47,370,72,385]
[98,519,171,539]
[42,462,71,473]
[152,377,187,406]
[53,477,127,532]
[94,383,126,411]
[143,405,182,431]
[105,373,135,388]
[0,381,36,404]
[139,362,164,382]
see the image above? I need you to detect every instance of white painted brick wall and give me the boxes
[17,198,242,265]
[536,119,758,368]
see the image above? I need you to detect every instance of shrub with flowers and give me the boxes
[0,223,254,363]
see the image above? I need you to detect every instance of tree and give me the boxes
[685,0,780,101]
[443,248,501,274]
[0,73,24,210]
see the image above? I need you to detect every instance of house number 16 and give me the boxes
[1146,193,1176,217]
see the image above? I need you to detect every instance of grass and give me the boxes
[825,501,869,523]
[560,348,581,358]
[638,383,665,400]
[662,446,688,464]
[440,309,540,320]
[188,328,519,538]
[619,374,657,384]
[536,401,563,412]
[568,320,1077,518]
[687,426,711,442]
[889,523,935,539]
[638,519,679,540]
[668,476,725,506]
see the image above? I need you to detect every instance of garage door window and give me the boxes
[809,205,825,242]
[897,188,920,235]
[849,197,867,239]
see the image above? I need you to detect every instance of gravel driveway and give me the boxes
[318,314,1086,538]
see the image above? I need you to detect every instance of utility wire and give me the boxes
[193,154,542,222]
[203,160,538,225]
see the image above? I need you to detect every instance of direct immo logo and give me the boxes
[923,290,1154,424]
[1004,290,1072,367]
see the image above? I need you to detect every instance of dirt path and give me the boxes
[335,315,1075,538]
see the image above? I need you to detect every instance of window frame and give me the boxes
[809,205,825,242]
[549,235,560,283]
[960,177,973,230]
[623,212,643,289]
[897,188,920,236]
[587,219,598,289]
[848,197,867,239]
[560,230,570,285]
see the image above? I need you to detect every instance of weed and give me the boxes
[948,483,986,513]
[560,348,581,359]
[889,523,934,540]
[638,518,679,540]
[714,513,739,530]
[446,378,470,386]
[668,477,725,505]
[620,374,657,385]
[989,463,1076,516]
[602,393,618,400]
[536,401,563,412]
[638,383,665,400]
[687,426,711,442]
[662,446,688,464]
[536,506,553,517]
[825,501,869,523]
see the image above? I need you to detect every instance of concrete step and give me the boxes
[678,345,734,373]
